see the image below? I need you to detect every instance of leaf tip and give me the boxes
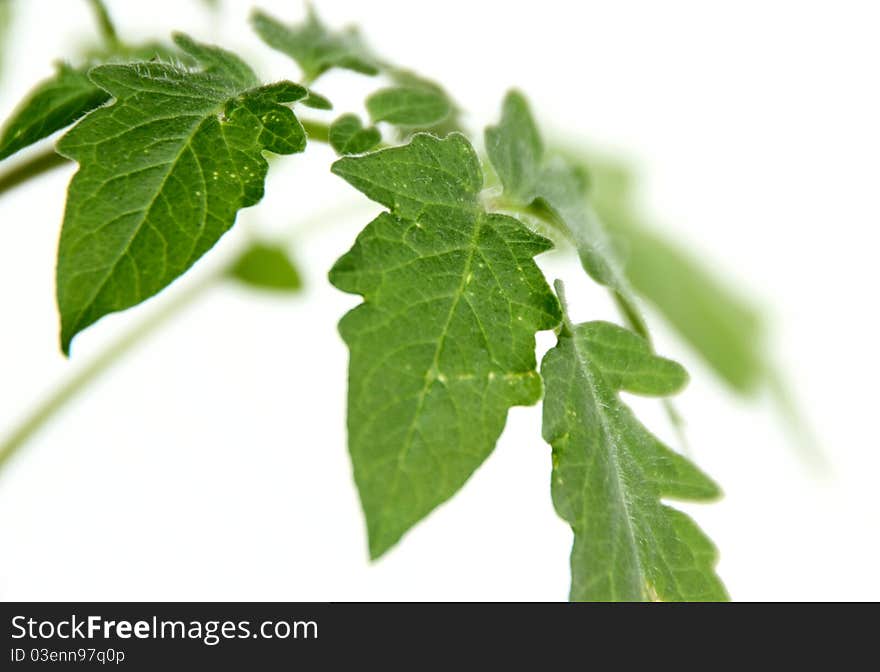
[59,327,74,359]
[170,31,194,51]
[366,523,397,561]
[503,87,530,109]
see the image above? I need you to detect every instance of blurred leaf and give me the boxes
[56,34,308,354]
[328,114,381,155]
[622,226,763,391]
[541,300,726,601]
[0,64,109,161]
[301,89,332,110]
[366,85,451,127]
[228,242,302,292]
[251,6,460,138]
[380,69,461,137]
[250,6,379,83]
[484,88,543,201]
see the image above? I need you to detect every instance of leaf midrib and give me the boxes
[567,328,647,601]
[372,210,483,549]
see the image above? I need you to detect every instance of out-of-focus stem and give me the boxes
[0,150,69,198]
[86,0,121,50]
[0,269,221,474]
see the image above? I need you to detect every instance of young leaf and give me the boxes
[251,6,379,83]
[542,300,726,601]
[251,6,459,136]
[379,69,461,137]
[328,114,381,155]
[227,242,302,292]
[366,86,451,127]
[486,91,647,333]
[0,64,110,161]
[483,88,543,201]
[55,33,307,354]
[329,133,561,558]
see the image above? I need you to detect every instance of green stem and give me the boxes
[86,0,121,50]
[0,150,69,198]
[0,269,221,473]
[767,364,829,474]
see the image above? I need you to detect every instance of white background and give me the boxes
[0,0,877,601]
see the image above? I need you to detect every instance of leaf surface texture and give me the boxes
[541,309,726,601]
[56,34,307,352]
[330,133,561,557]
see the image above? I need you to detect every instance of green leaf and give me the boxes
[483,89,543,202]
[227,242,302,292]
[541,295,727,601]
[0,64,110,161]
[328,114,381,155]
[251,6,379,83]
[366,86,451,127]
[486,91,647,334]
[329,133,561,558]
[55,33,307,354]
[379,69,461,137]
